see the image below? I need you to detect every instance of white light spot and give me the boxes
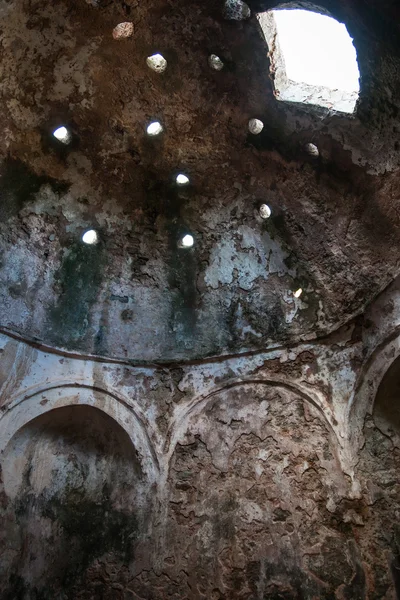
[180,234,194,248]
[53,126,71,144]
[259,204,271,219]
[294,288,303,298]
[176,173,189,185]
[258,9,360,113]
[305,143,319,157]
[209,54,224,70]
[147,121,163,136]
[82,229,98,245]
[249,118,264,135]
[146,53,167,73]
[112,22,134,39]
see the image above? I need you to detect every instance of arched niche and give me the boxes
[347,333,400,458]
[353,354,400,599]
[358,350,400,479]
[369,354,400,442]
[139,382,365,600]
[0,403,155,599]
[0,385,159,480]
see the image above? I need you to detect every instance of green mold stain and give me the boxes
[49,240,106,349]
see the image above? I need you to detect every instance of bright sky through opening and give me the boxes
[273,10,360,92]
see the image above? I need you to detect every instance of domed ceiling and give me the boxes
[0,0,399,361]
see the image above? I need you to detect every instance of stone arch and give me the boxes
[0,384,159,481]
[352,334,400,597]
[0,398,157,598]
[165,376,340,462]
[347,332,400,455]
[154,378,364,600]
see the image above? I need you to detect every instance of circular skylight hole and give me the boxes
[112,22,134,39]
[82,229,98,245]
[146,53,167,73]
[146,121,163,136]
[176,173,190,185]
[179,234,194,248]
[248,118,264,135]
[305,143,319,157]
[259,204,271,219]
[294,288,303,298]
[209,54,224,71]
[53,126,71,144]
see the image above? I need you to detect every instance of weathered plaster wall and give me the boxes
[0,274,400,597]
[1,0,400,597]
[0,0,400,360]
[0,406,152,599]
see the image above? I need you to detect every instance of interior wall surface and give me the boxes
[1,0,400,597]
[1,274,400,598]
[0,0,399,361]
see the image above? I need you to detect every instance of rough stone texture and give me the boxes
[1,0,400,597]
[0,0,400,360]
[1,276,400,597]
[0,406,152,599]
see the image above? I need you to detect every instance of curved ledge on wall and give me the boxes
[0,324,328,369]
[0,318,362,369]
[0,384,160,482]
